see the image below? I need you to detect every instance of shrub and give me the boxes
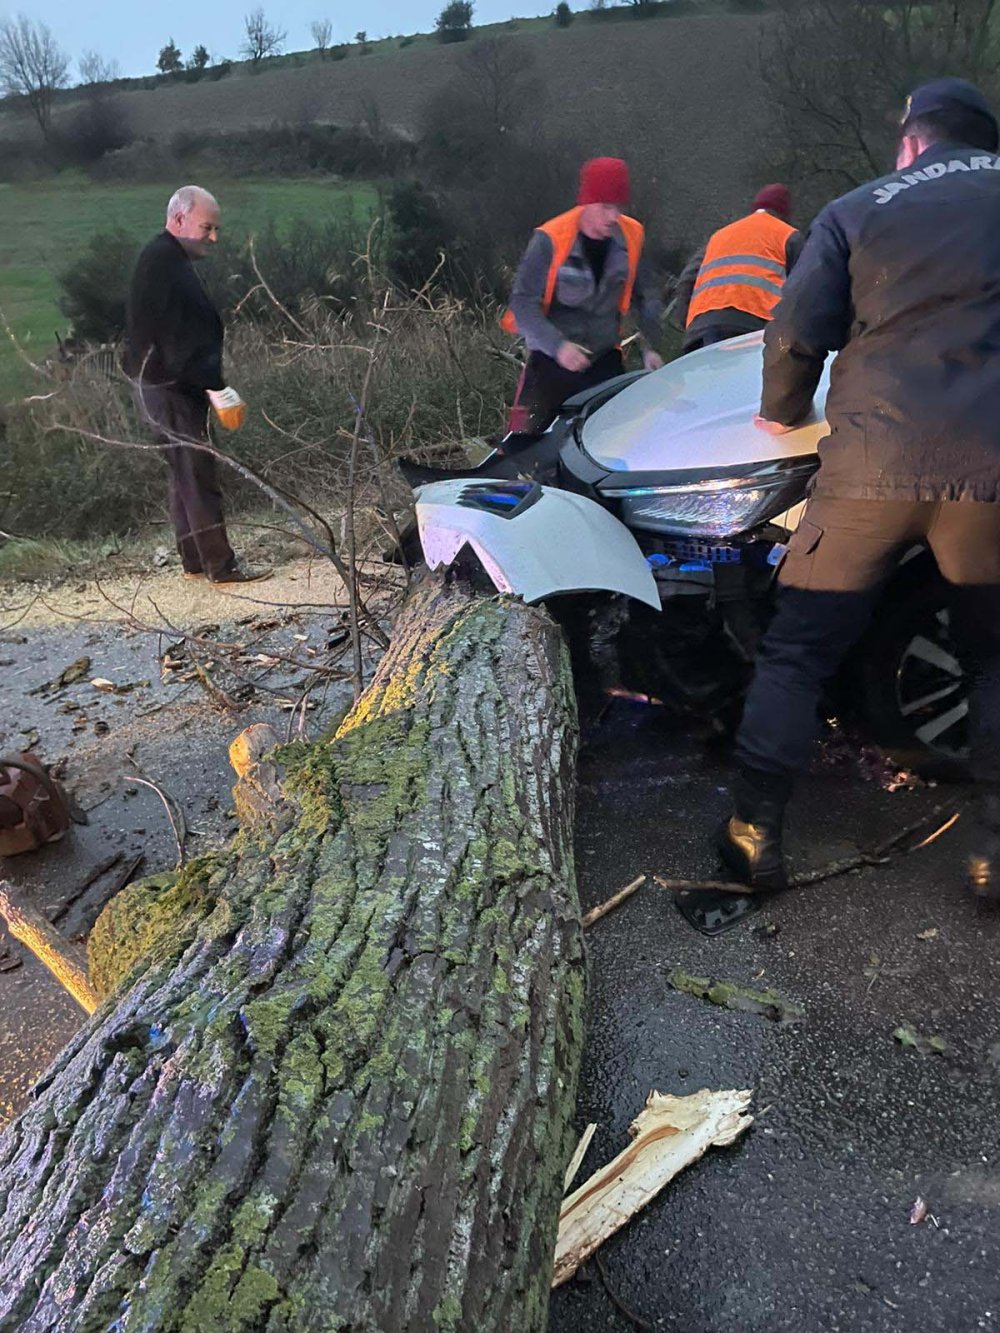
[555,2,574,25]
[209,214,377,322]
[436,0,474,43]
[206,60,231,80]
[52,96,133,166]
[2,277,514,541]
[89,137,178,182]
[0,133,44,181]
[57,228,140,343]
[399,35,415,47]
[387,179,460,292]
[329,45,349,60]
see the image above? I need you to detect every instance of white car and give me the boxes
[406,333,968,773]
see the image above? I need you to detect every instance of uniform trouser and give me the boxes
[136,385,236,578]
[507,348,625,435]
[735,497,1000,783]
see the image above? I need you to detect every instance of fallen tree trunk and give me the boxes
[0,575,584,1333]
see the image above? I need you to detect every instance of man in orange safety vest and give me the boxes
[503,157,664,435]
[672,185,803,353]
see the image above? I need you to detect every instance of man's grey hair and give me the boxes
[165,185,218,224]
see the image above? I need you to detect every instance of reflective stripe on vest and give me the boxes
[686,212,796,328]
[501,206,645,336]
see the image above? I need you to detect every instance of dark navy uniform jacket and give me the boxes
[763,143,1000,501]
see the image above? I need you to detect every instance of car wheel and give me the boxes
[847,573,970,778]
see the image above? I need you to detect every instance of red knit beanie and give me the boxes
[753,184,792,221]
[578,157,630,207]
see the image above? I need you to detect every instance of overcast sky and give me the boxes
[5,1,557,80]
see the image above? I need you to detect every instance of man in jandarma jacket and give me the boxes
[717,78,1000,900]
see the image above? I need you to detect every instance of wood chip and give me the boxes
[552,1088,753,1287]
[563,1123,598,1193]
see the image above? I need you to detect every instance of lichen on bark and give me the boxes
[0,576,585,1332]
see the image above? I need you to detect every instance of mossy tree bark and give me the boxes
[0,576,584,1333]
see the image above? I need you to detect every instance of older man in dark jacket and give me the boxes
[124,185,264,584]
[717,79,1000,900]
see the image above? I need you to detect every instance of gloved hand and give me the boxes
[207,386,247,431]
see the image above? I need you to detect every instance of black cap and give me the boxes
[901,77,998,130]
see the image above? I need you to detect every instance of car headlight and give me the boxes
[603,461,817,538]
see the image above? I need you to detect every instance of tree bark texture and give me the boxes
[0,576,584,1333]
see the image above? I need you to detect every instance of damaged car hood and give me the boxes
[581,332,832,474]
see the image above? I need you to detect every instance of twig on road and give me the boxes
[582,875,646,928]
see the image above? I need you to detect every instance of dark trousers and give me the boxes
[137,385,236,578]
[682,324,752,354]
[507,347,625,435]
[736,497,1000,781]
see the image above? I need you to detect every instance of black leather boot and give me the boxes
[714,767,792,893]
[967,791,1000,901]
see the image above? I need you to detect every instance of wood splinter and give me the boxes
[0,879,99,1014]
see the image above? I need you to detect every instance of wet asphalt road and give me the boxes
[550,702,1000,1333]
[4,611,1000,1330]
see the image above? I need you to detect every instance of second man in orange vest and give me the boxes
[504,157,664,435]
[672,185,804,353]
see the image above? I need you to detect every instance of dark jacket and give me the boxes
[509,225,662,359]
[123,231,225,399]
[672,216,803,348]
[763,143,1000,502]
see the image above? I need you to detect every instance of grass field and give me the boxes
[0,177,375,398]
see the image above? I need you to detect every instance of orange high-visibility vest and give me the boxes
[501,206,645,336]
[686,211,796,327]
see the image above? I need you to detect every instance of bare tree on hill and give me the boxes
[311,18,334,58]
[459,36,540,137]
[242,7,288,65]
[78,50,120,86]
[0,15,69,141]
[761,0,1000,213]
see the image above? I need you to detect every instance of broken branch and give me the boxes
[581,874,646,928]
[0,880,99,1014]
[553,1088,753,1287]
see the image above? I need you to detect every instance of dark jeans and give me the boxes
[736,497,1000,782]
[136,385,236,578]
[507,347,625,435]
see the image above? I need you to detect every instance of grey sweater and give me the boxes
[508,224,662,359]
